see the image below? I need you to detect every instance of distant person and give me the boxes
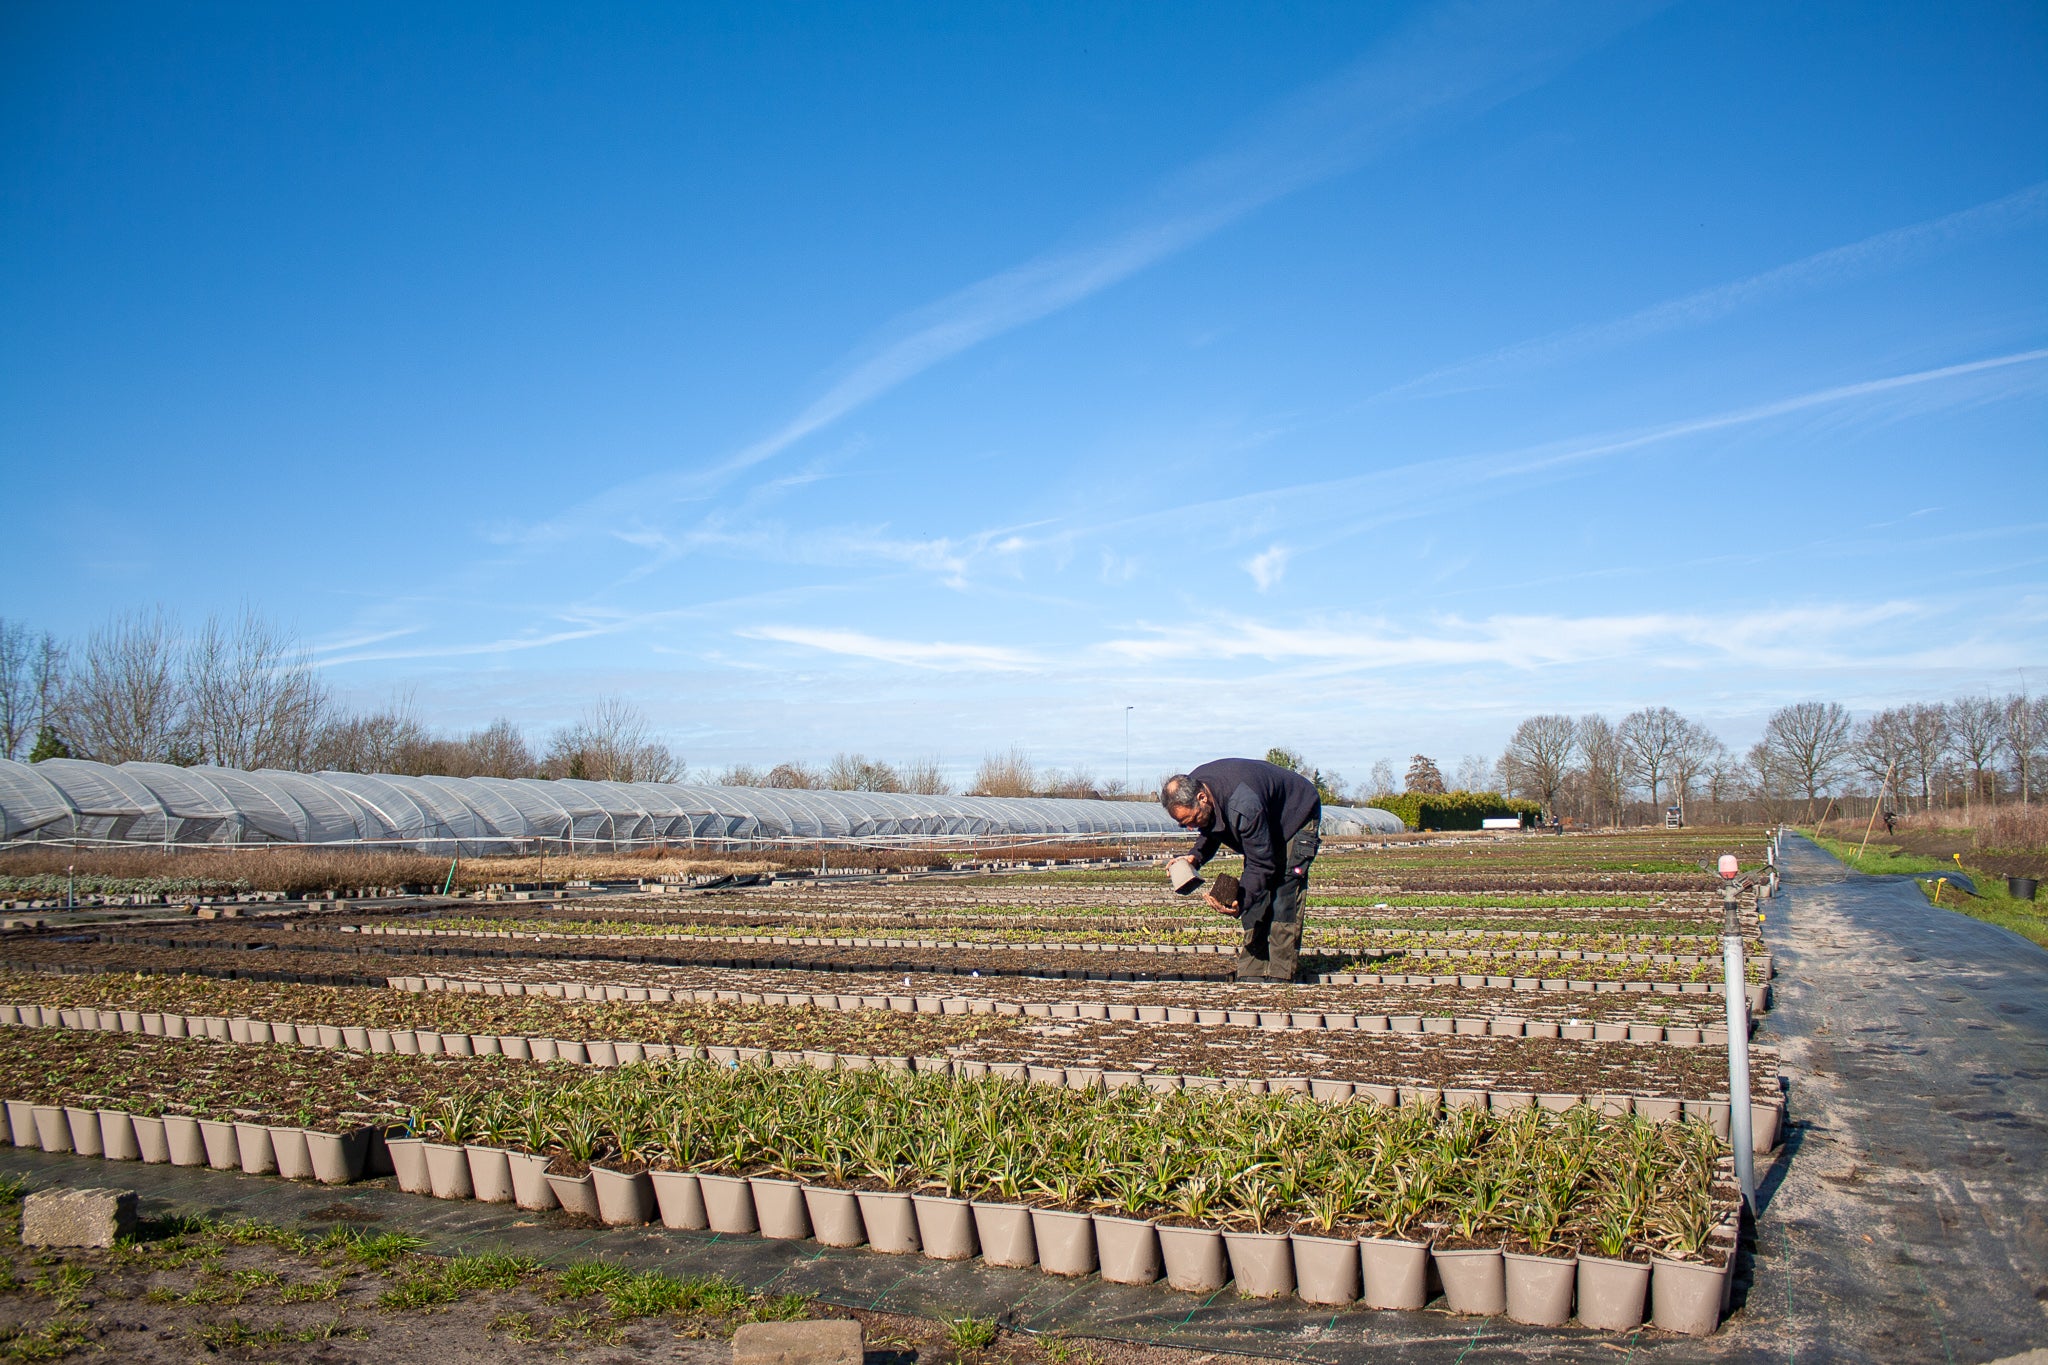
[1161,758,1321,982]
[1883,809,1897,836]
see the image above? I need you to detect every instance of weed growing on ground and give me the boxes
[947,1316,1000,1353]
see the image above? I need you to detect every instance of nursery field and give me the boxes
[0,827,1781,1355]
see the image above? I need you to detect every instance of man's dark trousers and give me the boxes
[1238,822,1320,982]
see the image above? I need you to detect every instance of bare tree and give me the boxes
[826,753,901,791]
[1761,701,1854,815]
[1746,738,1797,820]
[899,756,953,795]
[1853,708,1912,808]
[1900,702,1952,812]
[765,761,822,789]
[186,607,330,771]
[1948,695,2003,808]
[1576,715,1627,826]
[972,749,1037,798]
[1452,753,1492,792]
[0,620,34,760]
[312,697,432,774]
[543,695,678,783]
[1498,715,1577,814]
[1404,755,1445,794]
[64,608,192,765]
[1666,718,1724,811]
[1618,707,1687,810]
[460,718,535,778]
[1366,758,1397,799]
[2001,692,2044,805]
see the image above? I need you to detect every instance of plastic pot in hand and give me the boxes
[1168,860,1205,896]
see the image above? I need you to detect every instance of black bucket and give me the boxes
[2008,876,2038,902]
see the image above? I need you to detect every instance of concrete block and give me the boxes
[732,1319,863,1365]
[21,1187,137,1248]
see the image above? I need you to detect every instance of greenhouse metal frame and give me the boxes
[0,758,1405,853]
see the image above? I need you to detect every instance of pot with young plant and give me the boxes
[649,1107,709,1230]
[909,1115,978,1261]
[1360,1150,1436,1311]
[966,1126,1039,1269]
[1218,1163,1295,1299]
[589,1090,658,1226]
[1576,1130,1656,1330]
[543,1103,603,1219]
[1091,1157,1166,1286]
[1026,1153,1099,1278]
[269,1106,315,1181]
[850,1118,921,1254]
[1431,1169,1507,1316]
[97,1107,140,1162]
[132,1109,171,1164]
[1290,1159,1367,1306]
[1503,1182,1578,1326]
[1649,1179,1727,1335]
[463,1091,517,1204]
[1154,1170,1230,1293]
[505,1097,559,1211]
[422,1095,477,1200]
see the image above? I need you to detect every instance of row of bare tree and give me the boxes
[0,611,679,784]
[1496,695,2046,823]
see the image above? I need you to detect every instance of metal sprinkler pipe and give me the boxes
[1721,870,1757,1207]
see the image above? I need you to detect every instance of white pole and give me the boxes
[1723,878,1756,1206]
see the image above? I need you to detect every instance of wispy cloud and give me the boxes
[739,626,1039,672]
[1383,181,2048,399]
[1244,545,1292,591]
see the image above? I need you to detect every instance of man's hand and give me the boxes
[1203,889,1234,915]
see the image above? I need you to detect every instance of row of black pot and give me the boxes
[1,1096,376,1185]
[383,1139,1734,1337]
[0,1004,1787,1154]
[400,971,1742,1045]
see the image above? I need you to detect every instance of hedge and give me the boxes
[1365,790,1544,831]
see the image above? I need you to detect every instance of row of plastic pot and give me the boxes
[381,1139,1734,1337]
[1,1096,375,1185]
[1,1004,1786,1152]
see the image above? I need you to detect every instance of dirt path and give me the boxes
[1716,835,2048,1363]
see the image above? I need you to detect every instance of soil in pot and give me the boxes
[970,1201,1037,1268]
[1361,1235,1430,1310]
[855,1191,920,1254]
[1030,1208,1097,1277]
[650,1170,708,1230]
[592,1166,657,1225]
[1650,1253,1727,1336]
[1291,1232,1360,1305]
[1576,1254,1650,1330]
[1095,1215,1162,1285]
[1221,1230,1294,1299]
[1504,1250,1576,1325]
[1156,1224,1230,1292]
[465,1145,516,1203]
[697,1173,758,1235]
[912,1196,977,1261]
[1432,1246,1506,1316]
[269,1126,314,1180]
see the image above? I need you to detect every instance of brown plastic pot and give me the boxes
[385,1136,432,1193]
[199,1119,240,1170]
[650,1170,708,1229]
[592,1167,657,1225]
[506,1152,559,1210]
[1505,1250,1576,1325]
[786,1183,849,1244]
[235,1122,277,1175]
[1432,1246,1506,1315]
[1360,1235,1430,1309]
[269,1126,314,1180]
[856,1191,921,1254]
[466,1146,516,1203]
[970,1201,1037,1268]
[4,1101,34,1147]
[132,1115,170,1164]
[1156,1224,1230,1292]
[64,1106,102,1157]
[165,1115,206,1167]
[1650,1254,1727,1336]
[307,1129,371,1185]
[911,1195,977,1261]
[1575,1254,1649,1330]
[546,1170,601,1219]
[1222,1230,1294,1298]
[1290,1233,1361,1305]
[1635,1096,1681,1123]
[100,1111,140,1160]
[1094,1215,1163,1285]
[424,1143,474,1199]
[697,1173,757,1234]
[1030,1209,1097,1277]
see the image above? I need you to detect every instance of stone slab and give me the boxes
[21,1186,137,1248]
[732,1319,863,1365]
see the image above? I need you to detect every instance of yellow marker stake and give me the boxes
[1933,877,1946,905]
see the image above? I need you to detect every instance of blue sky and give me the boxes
[4,0,2045,789]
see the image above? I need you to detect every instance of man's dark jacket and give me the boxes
[1183,758,1322,913]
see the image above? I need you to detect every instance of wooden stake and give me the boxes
[1857,760,1898,861]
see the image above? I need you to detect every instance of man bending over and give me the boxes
[1161,758,1322,982]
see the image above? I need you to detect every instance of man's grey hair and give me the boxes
[1160,774,1201,813]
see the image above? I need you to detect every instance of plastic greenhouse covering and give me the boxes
[0,758,1406,851]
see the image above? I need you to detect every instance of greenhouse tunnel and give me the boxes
[0,758,1406,851]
